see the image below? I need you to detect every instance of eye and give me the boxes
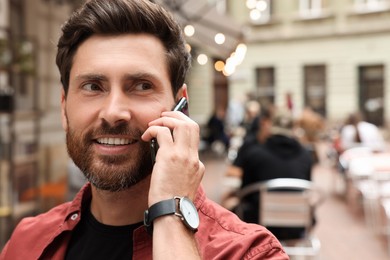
[82,82,102,92]
[134,82,153,91]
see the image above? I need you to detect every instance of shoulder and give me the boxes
[234,142,264,165]
[359,121,379,132]
[23,202,71,226]
[11,202,71,239]
[244,143,269,157]
[196,196,287,259]
[1,202,72,259]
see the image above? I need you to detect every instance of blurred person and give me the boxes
[296,106,325,163]
[232,100,263,155]
[204,107,230,152]
[241,100,261,134]
[0,1,288,259]
[225,100,264,163]
[225,108,273,177]
[227,108,313,240]
[340,111,385,152]
[296,107,324,145]
[222,108,273,208]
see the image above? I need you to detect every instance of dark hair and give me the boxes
[56,0,191,96]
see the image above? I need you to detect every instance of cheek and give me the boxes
[66,103,97,131]
[136,103,161,127]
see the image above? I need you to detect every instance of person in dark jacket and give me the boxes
[233,108,313,240]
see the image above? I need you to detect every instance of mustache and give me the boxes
[89,120,143,138]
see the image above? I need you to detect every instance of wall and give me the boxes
[232,33,390,122]
[24,0,73,182]
[187,57,215,125]
[228,0,390,126]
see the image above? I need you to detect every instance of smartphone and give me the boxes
[150,97,188,163]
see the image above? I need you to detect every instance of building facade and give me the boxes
[0,0,77,248]
[228,0,390,127]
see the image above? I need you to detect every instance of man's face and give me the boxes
[61,34,177,192]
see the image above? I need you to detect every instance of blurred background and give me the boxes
[1,0,390,259]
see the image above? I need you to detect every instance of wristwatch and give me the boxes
[144,196,199,234]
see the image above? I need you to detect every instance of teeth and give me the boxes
[97,138,132,145]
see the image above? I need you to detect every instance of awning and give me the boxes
[155,0,244,59]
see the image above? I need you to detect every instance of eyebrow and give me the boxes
[74,72,161,83]
[74,73,108,82]
[123,72,160,82]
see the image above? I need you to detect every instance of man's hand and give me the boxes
[142,110,205,206]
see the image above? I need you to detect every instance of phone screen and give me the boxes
[150,97,188,163]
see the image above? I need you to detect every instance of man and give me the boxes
[0,0,287,259]
[229,108,313,240]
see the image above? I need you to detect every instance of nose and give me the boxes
[99,91,131,126]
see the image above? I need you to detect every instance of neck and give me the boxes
[89,176,150,226]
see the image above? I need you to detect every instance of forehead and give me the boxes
[70,34,170,81]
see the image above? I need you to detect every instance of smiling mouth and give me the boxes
[96,137,136,145]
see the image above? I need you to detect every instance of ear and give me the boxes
[61,89,68,132]
[175,84,188,102]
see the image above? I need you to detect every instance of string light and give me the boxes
[214,33,225,45]
[246,0,257,9]
[185,43,192,53]
[184,25,195,37]
[223,43,247,76]
[214,61,225,72]
[246,0,269,22]
[197,54,208,65]
[256,0,268,11]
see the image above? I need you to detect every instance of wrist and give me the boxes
[144,197,199,235]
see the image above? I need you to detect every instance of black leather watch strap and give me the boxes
[144,198,176,234]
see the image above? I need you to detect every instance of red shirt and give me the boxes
[1,184,287,259]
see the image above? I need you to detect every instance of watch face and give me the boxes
[180,197,200,230]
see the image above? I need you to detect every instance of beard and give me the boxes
[65,118,153,192]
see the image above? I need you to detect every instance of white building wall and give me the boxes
[24,1,74,180]
[187,58,215,125]
[231,32,390,124]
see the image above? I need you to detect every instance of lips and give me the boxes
[96,137,136,145]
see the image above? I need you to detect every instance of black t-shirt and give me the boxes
[65,207,143,260]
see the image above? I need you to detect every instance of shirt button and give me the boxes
[70,213,78,221]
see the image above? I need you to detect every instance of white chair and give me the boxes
[235,178,325,259]
[355,172,390,233]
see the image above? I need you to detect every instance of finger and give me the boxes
[153,116,199,153]
[148,110,190,126]
[141,125,173,143]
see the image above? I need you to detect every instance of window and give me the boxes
[246,0,272,24]
[359,65,384,126]
[304,65,326,116]
[256,67,274,109]
[299,0,325,18]
[354,0,390,12]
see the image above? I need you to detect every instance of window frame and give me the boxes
[353,0,390,13]
[299,0,324,18]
